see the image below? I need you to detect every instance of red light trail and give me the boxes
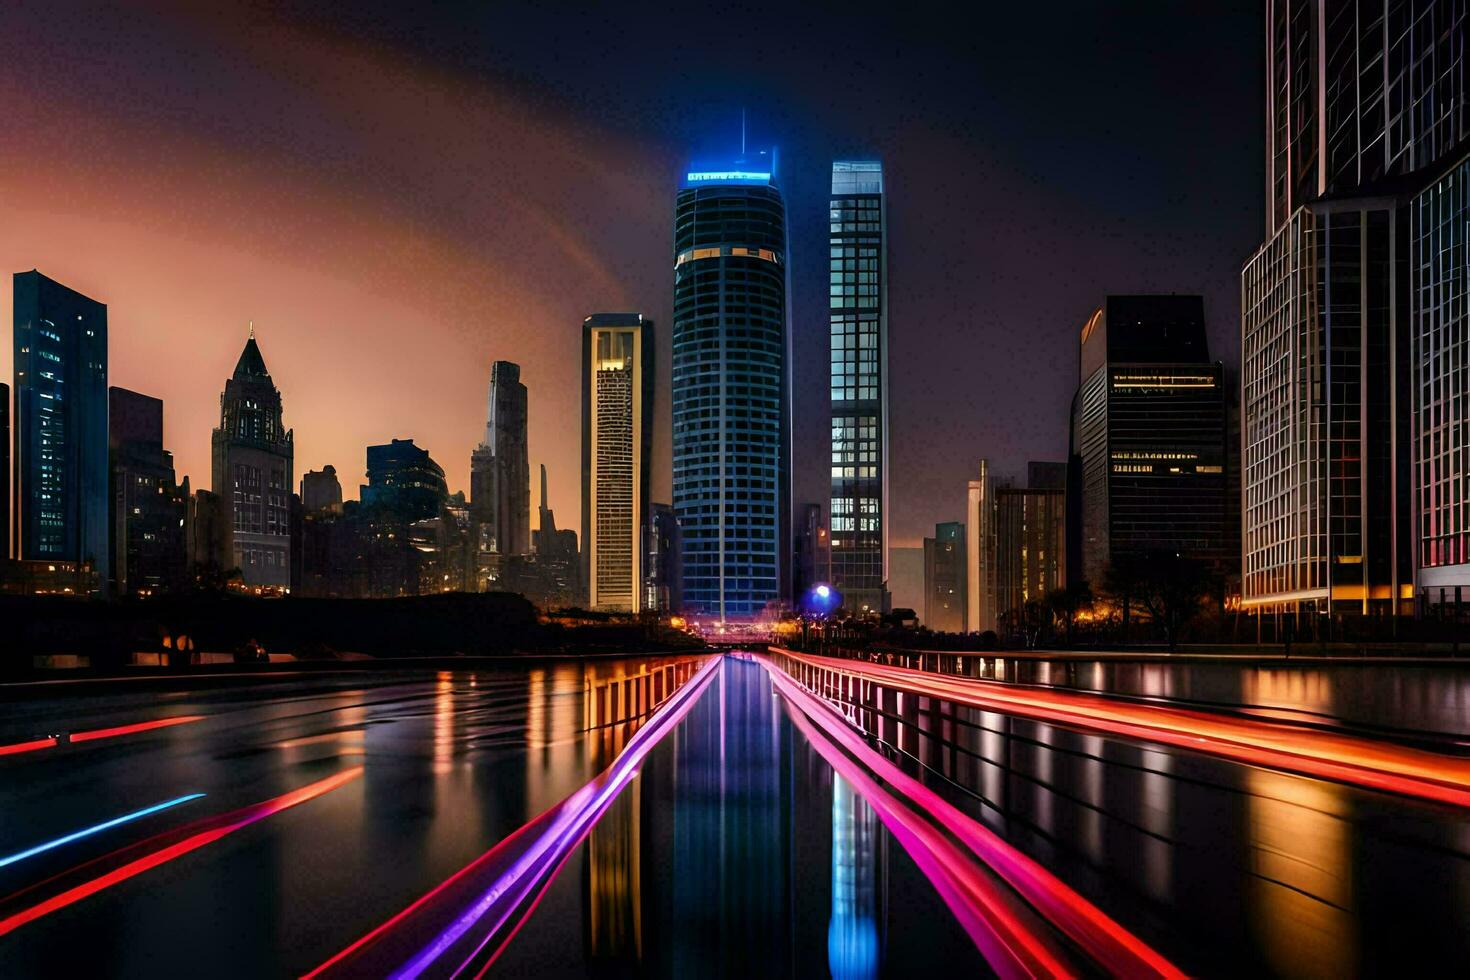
[774,650,1470,807]
[757,656,1184,979]
[0,714,205,757]
[0,766,362,937]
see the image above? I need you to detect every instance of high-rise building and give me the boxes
[994,463,1067,627]
[211,328,293,591]
[108,388,187,596]
[965,460,996,633]
[581,313,654,612]
[793,502,832,601]
[1,381,8,560]
[13,271,109,592]
[923,521,966,633]
[646,502,681,614]
[300,465,343,515]
[362,438,447,524]
[828,160,889,616]
[672,148,790,622]
[532,463,581,607]
[471,360,530,557]
[1068,296,1231,589]
[1242,1,1468,627]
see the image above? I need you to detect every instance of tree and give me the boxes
[1101,556,1147,642]
[1046,582,1094,648]
[1134,552,1215,652]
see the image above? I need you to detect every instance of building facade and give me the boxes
[923,521,966,633]
[581,313,653,612]
[362,438,447,524]
[646,502,681,614]
[965,460,997,633]
[1069,296,1231,590]
[1242,0,1469,627]
[211,330,294,591]
[672,149,790,621]
[828,160,889,615]
[13,271,109,592]
[994,464,1067,628]
[1,381,8,560]
[300,465,343,515]
[109,387,187,596]
[471,360,530,557]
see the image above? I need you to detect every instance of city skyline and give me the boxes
[0,3,1262,550]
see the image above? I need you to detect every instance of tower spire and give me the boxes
[740,108,746,154]
[248,319,255,339]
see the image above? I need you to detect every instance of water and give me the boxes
[2,655,1467,977]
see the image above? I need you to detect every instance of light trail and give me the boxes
[758,655,1184,979]
[0,715,206,758]
[0,738,58,757]
[0,767,361,936]
[0,794,206,870]
[69,715,205,742]
[775,650,1470,807]
[307,656,720,979]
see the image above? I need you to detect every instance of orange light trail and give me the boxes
[0,766,362,937]
[69,715,206,743]
[775,651,1470,808]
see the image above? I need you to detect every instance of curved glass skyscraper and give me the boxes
[672,150,790,622]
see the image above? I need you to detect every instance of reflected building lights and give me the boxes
[828,775,882,980]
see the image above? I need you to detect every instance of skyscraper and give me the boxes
[924,521,966,634]
[109,387,187,596]
[211,328,293,591]
[672,147,790,622]
[1241,1,1468,629]
[1069,296,1231,591]
[646,502,681,614]
[471,360,530,557]
[13,271,109,592]
[966,460,996,634]
[581,313,654,612]
[994,463,1067,627]
[828,160,888,616]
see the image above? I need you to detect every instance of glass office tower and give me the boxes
[828,161,888,616]
[13,270,109,591]
[581,313,654,612]
[672,149,790,622]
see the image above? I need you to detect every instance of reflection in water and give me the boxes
[672,661,791,977]
[586,775,642,969]
[828,775,882,980]
[1248,770,1356,979]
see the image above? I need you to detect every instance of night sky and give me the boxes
[0,1,1263,551]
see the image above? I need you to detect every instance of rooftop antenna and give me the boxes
[248,319,255,339]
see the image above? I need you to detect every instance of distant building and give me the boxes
[673,148,790,621]
[0,381,8,560]
[646,502,681,614]
[923,522,966,633]
[362,438,447,524]
[581,313,654,612]
[1068,296,1230,589]
[828,160,889,615]
[471,361,530,557]
[187,489,230,585]
[965,460,996,633]
[211,329,293,591]
[13,271,109,592]
[300,465,343,515]
[793,502,831,600]
[532,464,580,607]
[108,388,187,596]
[994,463,1066,627]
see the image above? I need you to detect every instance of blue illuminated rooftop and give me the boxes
[683,147,778,188]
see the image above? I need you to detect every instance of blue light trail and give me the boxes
[0,793,206,870]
